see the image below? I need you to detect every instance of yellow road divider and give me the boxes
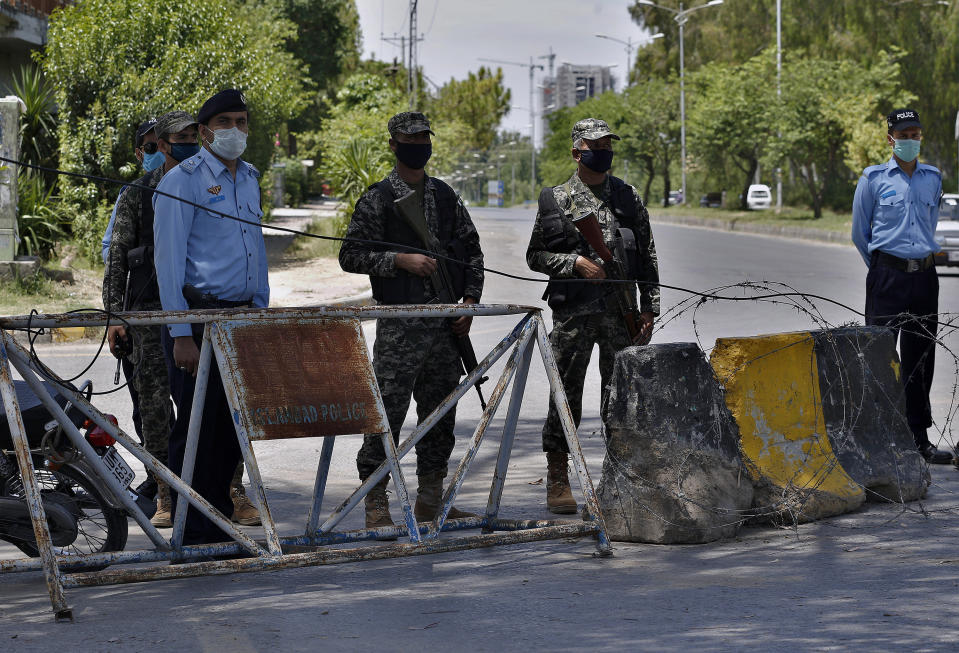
[711,332,865,523]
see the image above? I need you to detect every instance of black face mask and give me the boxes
[394,142,432,169]
[169,143,201,162]
[577,148,614,173]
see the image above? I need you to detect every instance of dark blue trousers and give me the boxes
[864,256,938,447]
[161,327,242,545]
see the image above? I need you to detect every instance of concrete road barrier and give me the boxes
[598,343,754,544]
[812,327,929,502]
[711,332,866,524]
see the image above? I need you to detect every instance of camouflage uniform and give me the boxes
[527,119,659,454]
[102,167,173,470]
[339,167,484,479]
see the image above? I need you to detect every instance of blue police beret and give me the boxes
[197,89,248,125]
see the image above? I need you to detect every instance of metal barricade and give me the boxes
[0,305,611,621]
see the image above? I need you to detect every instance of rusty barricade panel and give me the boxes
[211,317,389,439]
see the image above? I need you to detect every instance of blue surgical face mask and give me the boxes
[142,150,164,172]
[170,143,200,162]
[892,137,921,163]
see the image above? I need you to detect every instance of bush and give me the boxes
[41,0,310,263]
[16,169,68,260]
[278,157,308,207]
[70,201,113,265]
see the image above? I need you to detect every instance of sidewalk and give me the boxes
[265,200,372,308]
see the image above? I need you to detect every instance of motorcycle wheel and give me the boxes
[3,454,128,569]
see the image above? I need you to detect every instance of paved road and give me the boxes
[4,206,959,650]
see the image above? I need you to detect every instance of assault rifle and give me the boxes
[570,210,649,344]
[393,191,489,409]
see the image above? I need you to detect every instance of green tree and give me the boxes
[317,73,403,224]
[630,0,958,190]
[429,67,511,151]
[767,52,913,217]
[537,81,681,206]
[270,0,361,138]
[687,52,777,209]
[41,0,310,261]
[274,0,360,94]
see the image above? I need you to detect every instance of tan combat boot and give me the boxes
[231,485,262,526]
[546,452,577,514]
[150,481,173,528]
[414,471,478,522]
[364,479,397,540]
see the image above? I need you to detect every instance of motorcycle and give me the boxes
[0,379,132,568]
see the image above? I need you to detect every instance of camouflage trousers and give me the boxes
[356,318,462,480]
[129,323,173,471]
[541,304,631,453]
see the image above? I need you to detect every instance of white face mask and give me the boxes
[206,126,248,160]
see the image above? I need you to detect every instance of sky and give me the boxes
[354,0,654,144]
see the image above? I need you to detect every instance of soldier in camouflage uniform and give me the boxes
[103,110,200,528]
[526,117,660,514]
[339,111,484,530]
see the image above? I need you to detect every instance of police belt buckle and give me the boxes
[906,259,921,273]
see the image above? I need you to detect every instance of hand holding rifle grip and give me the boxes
[393,192,489,408]
[571,211,644,343]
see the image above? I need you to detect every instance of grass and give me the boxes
[648,204,852,234]
[285,216,348,261]
[0,261,104,317]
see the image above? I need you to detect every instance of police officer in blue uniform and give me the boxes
[852,108,951,464]
[153,89,269,544]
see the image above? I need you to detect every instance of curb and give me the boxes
[649,213,850,246]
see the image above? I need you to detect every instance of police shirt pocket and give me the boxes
[878,194,905,221]
[248,202,263,221]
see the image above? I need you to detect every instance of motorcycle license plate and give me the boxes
[101,447,135,489]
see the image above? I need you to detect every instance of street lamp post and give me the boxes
[594,32,664,87]
[775,0,782,212]
[479,57,544,201]
[638,0,723,206]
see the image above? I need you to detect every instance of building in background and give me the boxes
[540,63,615,140]
[0,0,70,91]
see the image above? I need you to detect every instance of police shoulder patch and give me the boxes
[244,161,261,179]
[918,162,942,177]
[863,163,886,179]
[179,155,201,174]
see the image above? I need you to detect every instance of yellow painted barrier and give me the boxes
[711,332,865,522]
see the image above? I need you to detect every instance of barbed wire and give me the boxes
[2,155,958,539]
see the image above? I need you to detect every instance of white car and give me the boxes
[746,184,772,210]
[934,193,959,267]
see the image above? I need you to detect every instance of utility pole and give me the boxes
[382,2,423,109]
[539,47,556,78]
[381,33,407,83]
[775,0,783,212]
[478,56,544,200]
[637,0,724,205]
[408,0,419,109]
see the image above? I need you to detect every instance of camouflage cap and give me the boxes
[571,117,620,142]
[154,110,197,141]
[388,111,435,137]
